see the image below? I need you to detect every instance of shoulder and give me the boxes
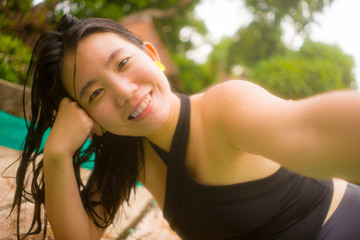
[201,80,274,107]
[199,80,278,124]
[198,80,297,149]
[191,81,261,146]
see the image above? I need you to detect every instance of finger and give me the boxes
[60,97,72,105]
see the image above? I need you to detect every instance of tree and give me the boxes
[0,33,31,84]
[227,21,287,68]
[0,0,202,48]
[0,0,61,45]
[203,0,356,99]
[250,40,355,99]
[0,0,355,97]
[0,0,205,87]
[208,0,336,76]
[244,0,334,33]
[174,52,216,94]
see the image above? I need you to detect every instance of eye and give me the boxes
[118,58,129,71]
[89,88,103,103]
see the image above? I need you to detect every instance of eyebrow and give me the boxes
[79,79,97,101]
[78,48,125,100]
[106,48,125,68]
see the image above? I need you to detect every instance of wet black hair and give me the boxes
[10,14,146,239]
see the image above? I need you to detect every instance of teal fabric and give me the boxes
[0,110,94,169]
[0,110,28,150]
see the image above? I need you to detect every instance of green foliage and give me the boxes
[207,36,233,75]
[245,0,333,32]
[0,13,13,30]
[174,53,216,94]
[228,21,287,67]
[205,0,336,88]
[299,40,355,87]
[0,34,32,84]
[93,2,124,20]
[206,0,350,99]
[154,3,206,55]
[250,41,355,99]
[62,0,198,21]
[0,0,345,99]
[2,0,33,13]
[206,20,287,82]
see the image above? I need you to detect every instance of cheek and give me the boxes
[88,104,113,125]
[132,59,158,79]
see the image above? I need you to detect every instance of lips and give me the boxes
[128,92,152,120]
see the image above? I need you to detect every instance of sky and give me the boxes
[195,0,360,86]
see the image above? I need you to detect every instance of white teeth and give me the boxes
[129,93,152,119]
[141,102,147,108]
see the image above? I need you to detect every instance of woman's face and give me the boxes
[61,32,172,137]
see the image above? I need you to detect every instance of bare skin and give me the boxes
[44,32,360,239]
[140,88,347,225]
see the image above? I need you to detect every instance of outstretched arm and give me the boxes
[207,80,360,180]
[43,98,105,240]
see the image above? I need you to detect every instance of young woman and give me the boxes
[12,14,360,240]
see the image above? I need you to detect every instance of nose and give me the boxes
[112,78,138,106]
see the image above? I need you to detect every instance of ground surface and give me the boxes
[0,146,180,240]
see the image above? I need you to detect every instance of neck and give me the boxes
[145,93,181,152]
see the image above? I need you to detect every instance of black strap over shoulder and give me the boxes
[163,94,191,228]
[149,141,170,166]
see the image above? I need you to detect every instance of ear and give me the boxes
[143,41,160,62]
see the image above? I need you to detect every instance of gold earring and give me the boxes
[156,61,166,72]
[101,127,107,133]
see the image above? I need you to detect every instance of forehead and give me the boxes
[61,32,138,97]
[77,32,135,56]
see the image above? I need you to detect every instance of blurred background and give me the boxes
[0,1,359,238]
[0,0,358,100]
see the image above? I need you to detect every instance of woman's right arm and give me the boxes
[43,98,104,240]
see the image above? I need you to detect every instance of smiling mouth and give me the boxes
[128,92,152,120]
